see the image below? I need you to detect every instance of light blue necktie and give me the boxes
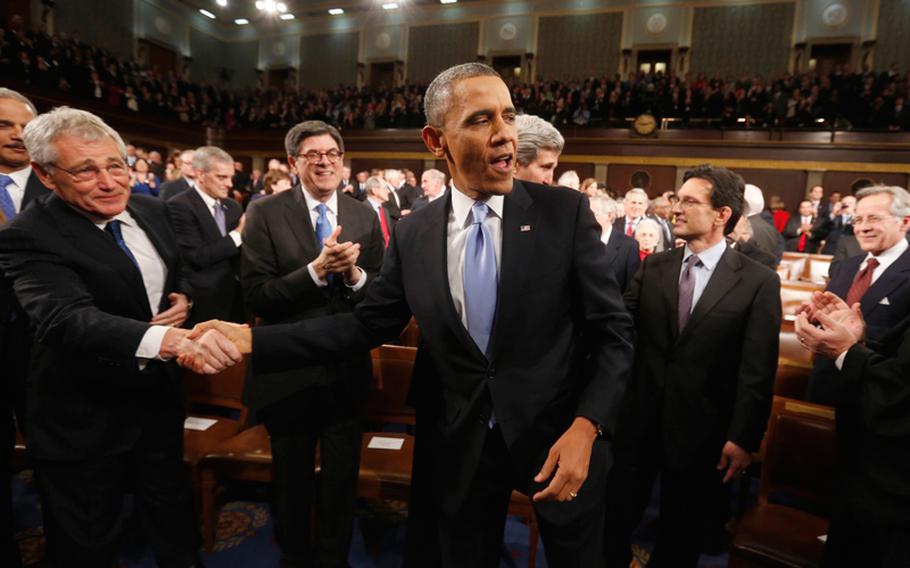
[213,202,226,236]
[463,201,498,357]
[315,203,333,284]
[105,220,140,269]
[0,174,17,221]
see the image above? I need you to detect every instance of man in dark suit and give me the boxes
[822,195,856,254]
[590,195,641,292]
[796,293,910,568]
[167,146,246,325]
[0,86,47,568]
[363,175,396,248]
[809,184,832,221]
[0,107,237,567]
[729,215,778,270]
[604,165,781,568]
[241,120,384,568]
[158,149,196,201]
[514,113,564,186]
[411,168,447,212]
[809,185,910,404]
[614,188,670,252]
[783,200,828,252]
[744,183,785,263]
[385,168,418,215]
[187,63,634,568]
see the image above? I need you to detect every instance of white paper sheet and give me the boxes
[184,417,218,431]
[367,436,405,450]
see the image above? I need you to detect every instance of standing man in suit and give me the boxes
[796,293,910,568]
[604,165,781,568]
[187,62,634,568]
[363,175,396,248]
[241,120,384,568]
[0,86,46,568]
[823,194,856,254]
[809,184,831,220]
[650,196,675,248]
[809,185,910,404]
[0,107,238,567]
[614,188,669,251]
[166,146,246,325]
[386,168,417,216]
[158,149,195,201]
[338,165,357,199]
[783,200,828,252]
[412,168,447,212]
[513,113,564,186]
[744,183,785,263]
[590,195,641,292]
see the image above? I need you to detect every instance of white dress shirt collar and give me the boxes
[861,236,908,280]
[683,237,727,271]
[601,225,613,245]
[2,165,32,212]
[301,186,338,217]
[450,184,504,228]
[194,186,219,211]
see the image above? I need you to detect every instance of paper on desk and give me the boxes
[184,417,218,431]
[367,436,405,450]
[818,534,827,543]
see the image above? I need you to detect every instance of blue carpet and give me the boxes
[12,469,750,567]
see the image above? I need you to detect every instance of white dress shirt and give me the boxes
[834,238,909,369]
[624,216,642,235]
[2,165,31,213]
[680,239,728,313]
[301,187,366,291]
[447,185,503,329]
[93,209,170,362]
[193,187,242,246]
[600,225,613,245]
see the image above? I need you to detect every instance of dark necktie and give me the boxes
[845,257,879,306]
[105,220,140,269]
[0,174,17,221]
[678,254,702,333]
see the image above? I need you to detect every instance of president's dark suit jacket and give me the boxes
[603,229,641,292]
[810,247,910,403]
[835,314,910,524]
[241,187,384,411]
[782,215,827,252]
[617,246,781,470]
[0,194,191,461]
[158,177,192,201]
[251,181,634,515]
[166,189,245,324]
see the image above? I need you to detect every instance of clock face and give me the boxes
[634,113,657,135]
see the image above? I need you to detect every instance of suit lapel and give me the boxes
[861,248,910,311]
[284,187,319,258]
[488,181,533,361]
[678,247,741,342]
[187,189,223,239]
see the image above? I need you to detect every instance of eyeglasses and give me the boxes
[676,198,713,210]
[298,150,344,164]
[49,161,130,183]
[852,214,895,227]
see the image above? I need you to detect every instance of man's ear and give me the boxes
[30,162,57,192]
[421,125,446,158]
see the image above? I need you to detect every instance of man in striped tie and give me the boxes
[808,185,910,404]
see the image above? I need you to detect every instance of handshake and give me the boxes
[161,320,253,375]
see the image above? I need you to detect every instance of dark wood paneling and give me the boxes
[822,172,910,195]
[736,168,807,212]
[607,164,677,197]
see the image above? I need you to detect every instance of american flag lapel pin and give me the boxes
[520,225,531,232]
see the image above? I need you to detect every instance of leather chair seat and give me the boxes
[732,504,829,568]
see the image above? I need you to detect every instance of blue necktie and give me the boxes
[0,174,17,221]
[213,202,226,236]
[105,220,140,269]
[315,203,333,284]
[463,201,498,357]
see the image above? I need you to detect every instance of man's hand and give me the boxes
[795,305,865,359]
[150,293,190,327]
[311,225,361,281]
[532,417,597,502]
[717,441,751,484]
[234,213,246,235]
[186,320,252,355]
[342,183,354,195]
[160,327,242,374]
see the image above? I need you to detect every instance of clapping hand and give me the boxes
[794,292,866,358]
[313,225,362,284]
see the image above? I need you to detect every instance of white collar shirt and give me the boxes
[680,239,728,312]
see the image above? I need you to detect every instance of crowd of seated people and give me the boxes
[4,21,910,131]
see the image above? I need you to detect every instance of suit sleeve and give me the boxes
[345,211,384,303]
[781,218,799,239]
[726,271,782,452]
[241,200,326,320]
[570,197,635,434]
[624,245,642,293]
[841,339,910,439]
[0,227,150,368]
[166,199,239,270]
[251,221,413,373]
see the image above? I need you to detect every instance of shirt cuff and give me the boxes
[136,325,170,369]
[229,230,242,247]
[345,266,367,291]
[834,350,848,370]
[307,261,328,287]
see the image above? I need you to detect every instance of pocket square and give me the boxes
[880,297,891,305]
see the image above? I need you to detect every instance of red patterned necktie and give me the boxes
[626,220,634,237]
[845,257,879,306]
